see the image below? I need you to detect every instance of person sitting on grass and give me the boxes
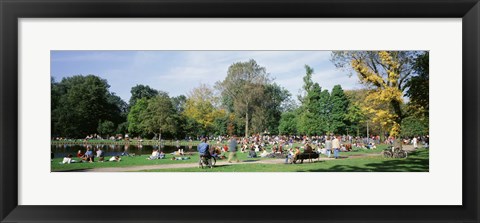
[170,148,184,156]
[271,145,278,153]
[96,147,105,162]
[247,148,257,158]
[178,148,184,156]
[317,145,326,155]
[278,146,283,154]
[76,150,84,159]
[84,148,94,163]
[293,147,301,163]
[259,149,270,158]
[304,143,313,154]
[272,147,278,154]
[147,149,160,160]
[109,156,122,162]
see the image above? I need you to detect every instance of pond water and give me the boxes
[51,144,198,158]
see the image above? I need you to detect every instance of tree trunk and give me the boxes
[245,112,249,138]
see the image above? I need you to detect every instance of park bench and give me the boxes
[293,152,320,164]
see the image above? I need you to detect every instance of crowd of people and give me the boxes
[57,146,122,164]
[54,133,429,166]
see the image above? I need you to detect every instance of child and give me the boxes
[285,148,294,164]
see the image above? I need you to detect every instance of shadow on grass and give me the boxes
[242,159,261,163]
[303,149,429,172]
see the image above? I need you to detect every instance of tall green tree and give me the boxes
[278,111,298,135]
[129,84,159,106]
[400,115,428,137]
[403,52,429,137]
[344,103,365,136]
[297,83,323,135]
[106,92,128,125]
[298,65,315,103]
[171,95,187,113]
[127,98,149,136]
[406,52,429,116]
[51,75,124,138]
[142,95,178,140]
[329,85,349,134]
[251,83,291,135]
[97,120,116,136]
[216,59,268,137]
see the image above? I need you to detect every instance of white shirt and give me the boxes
[332,138,340,149]
[62,157,72,164]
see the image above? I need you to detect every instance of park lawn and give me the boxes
[51,151,255,171]
[51,144,412,172]
[143,148,429,172]
[51,154,200,171]
[51,152,264,172]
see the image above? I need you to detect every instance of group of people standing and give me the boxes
[322,135,341,159]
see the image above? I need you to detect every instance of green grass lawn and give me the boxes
[51,144,427,172]
[51,151,253,171]
[51,154,200,171]
[143,148,429,172]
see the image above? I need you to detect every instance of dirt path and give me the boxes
[78,158,309,172]
[78,152,388,172]
[80,145,421,172]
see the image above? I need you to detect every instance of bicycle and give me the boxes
[382,146,408,158]
[198,154,216,168]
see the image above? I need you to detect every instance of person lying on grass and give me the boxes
[109,156,122,162]
[171,157,190,160]
[61,154,77,164]
[259,149,270,158]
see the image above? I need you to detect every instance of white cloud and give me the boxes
[52,50,363,102]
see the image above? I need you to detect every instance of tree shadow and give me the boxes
[302,149,429,172]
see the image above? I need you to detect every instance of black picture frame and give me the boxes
[1,0,478,222]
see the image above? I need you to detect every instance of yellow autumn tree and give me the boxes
[183,84,227,134]
[331,51,420,137]
[183,84,216,130]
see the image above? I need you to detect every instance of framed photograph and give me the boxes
[1,0,478,222]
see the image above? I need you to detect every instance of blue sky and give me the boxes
[51,51,362,102]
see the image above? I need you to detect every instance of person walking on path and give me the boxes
[332,135,340,159]
[325,136,333,158]
[227,136,239,163]
[412,136,418,149]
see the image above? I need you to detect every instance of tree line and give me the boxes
[51,51,429,140]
